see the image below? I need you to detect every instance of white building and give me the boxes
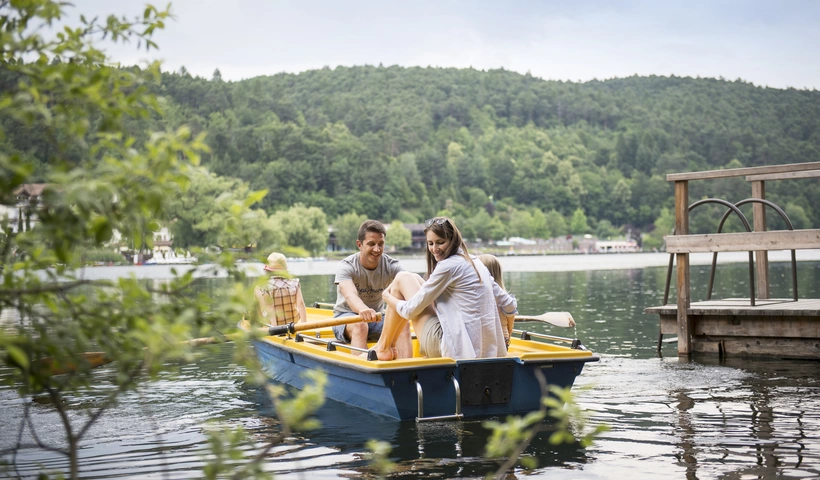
[594,240,640,253]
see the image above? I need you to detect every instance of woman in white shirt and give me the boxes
[373,217,516,360]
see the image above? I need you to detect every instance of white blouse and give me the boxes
[396,252,517,359]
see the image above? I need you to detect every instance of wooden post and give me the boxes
[674,181,692,355]
[751,180,769,299]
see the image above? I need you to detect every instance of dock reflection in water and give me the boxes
[575,355,820,479]
[2,260,819,478]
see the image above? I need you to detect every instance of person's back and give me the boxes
[255,252,307,326]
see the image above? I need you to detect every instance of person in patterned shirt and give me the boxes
[255,252,307,326]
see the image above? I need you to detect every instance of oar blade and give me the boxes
[515,311,575,328]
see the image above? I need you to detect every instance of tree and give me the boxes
[0,4,304,479]
[783,202,810,230]
[642,207,676,250]
[544,210,568,238]
[595,219,622,240]
[570,208,590,235]
[333,212,366,251]
[509,209,534,238]
[530,208,549,239]
[464,210,506,242]
[271,204,328,255]
[386,220,412,250]
[166,167,276,249]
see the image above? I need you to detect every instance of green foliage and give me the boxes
[266,370,327,431]
[543,385,610,448]
[333,211,366,251]
[643,207,676,250]
[203,426,268,480]
[386,220,412,250]
[364,440,396,479]
[0,3,299,479]
[508,209,534,238]
[484,411,546,471]
[570,208,590,235]
[270,204,328,256]
[783,202,811,230]
[201,370,328,479]
[544,210,568,239]
[165,167,281,250]
[6,60,820,241]
[82,249,127,265]
[482,384,609,479]
[594,219,622,240]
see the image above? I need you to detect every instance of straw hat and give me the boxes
[263,252,288,273]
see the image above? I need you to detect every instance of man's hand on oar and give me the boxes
[267,313,382,335]
[515,311,575,328]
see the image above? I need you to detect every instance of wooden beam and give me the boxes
[751,180,769,299]
[665,229,820,253]
[659,315,820,337]
[746,169,820,182]
[694,337,820,359]
[674,180,691,355]
[666,162,820,182]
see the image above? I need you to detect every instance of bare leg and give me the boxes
[373,272,435,360]
[344,322,369,351]
[395,323,413,359]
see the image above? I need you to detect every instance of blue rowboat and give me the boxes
[240,307,598,421]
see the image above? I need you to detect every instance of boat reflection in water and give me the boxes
[250,386,589,479]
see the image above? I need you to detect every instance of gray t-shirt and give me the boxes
[333,253,404,315]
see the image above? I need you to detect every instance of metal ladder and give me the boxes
[415,375,464,422]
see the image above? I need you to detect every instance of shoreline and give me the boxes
[72,250,820,280]
[287,250,820,276]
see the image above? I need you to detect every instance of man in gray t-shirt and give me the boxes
[333,253,403,316]
[332,220,411,357]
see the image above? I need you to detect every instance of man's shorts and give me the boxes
[331,311,384,343]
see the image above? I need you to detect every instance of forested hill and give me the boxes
[13,64,820,248]
[170,66,819,240]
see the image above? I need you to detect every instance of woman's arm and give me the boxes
[396,264,453,319]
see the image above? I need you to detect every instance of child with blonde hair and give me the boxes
[478,254,517,348]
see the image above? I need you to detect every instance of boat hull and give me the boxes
[248,311,598,421]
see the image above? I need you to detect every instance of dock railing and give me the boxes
[665,161,820,355]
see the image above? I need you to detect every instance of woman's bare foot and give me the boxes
[371,346,398,361]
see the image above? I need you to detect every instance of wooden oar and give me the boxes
[40,332,245,375]
[267,313,381,336]
[515,311,575,328]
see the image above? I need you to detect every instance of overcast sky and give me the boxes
[69,0,820,90]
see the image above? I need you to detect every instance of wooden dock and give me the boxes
[645,161,820,358]
[647,298,820,358]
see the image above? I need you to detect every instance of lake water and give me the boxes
[2,253,820,479]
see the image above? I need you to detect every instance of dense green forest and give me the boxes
[6,65,820,251]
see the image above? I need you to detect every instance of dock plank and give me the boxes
[645,298,820,316]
